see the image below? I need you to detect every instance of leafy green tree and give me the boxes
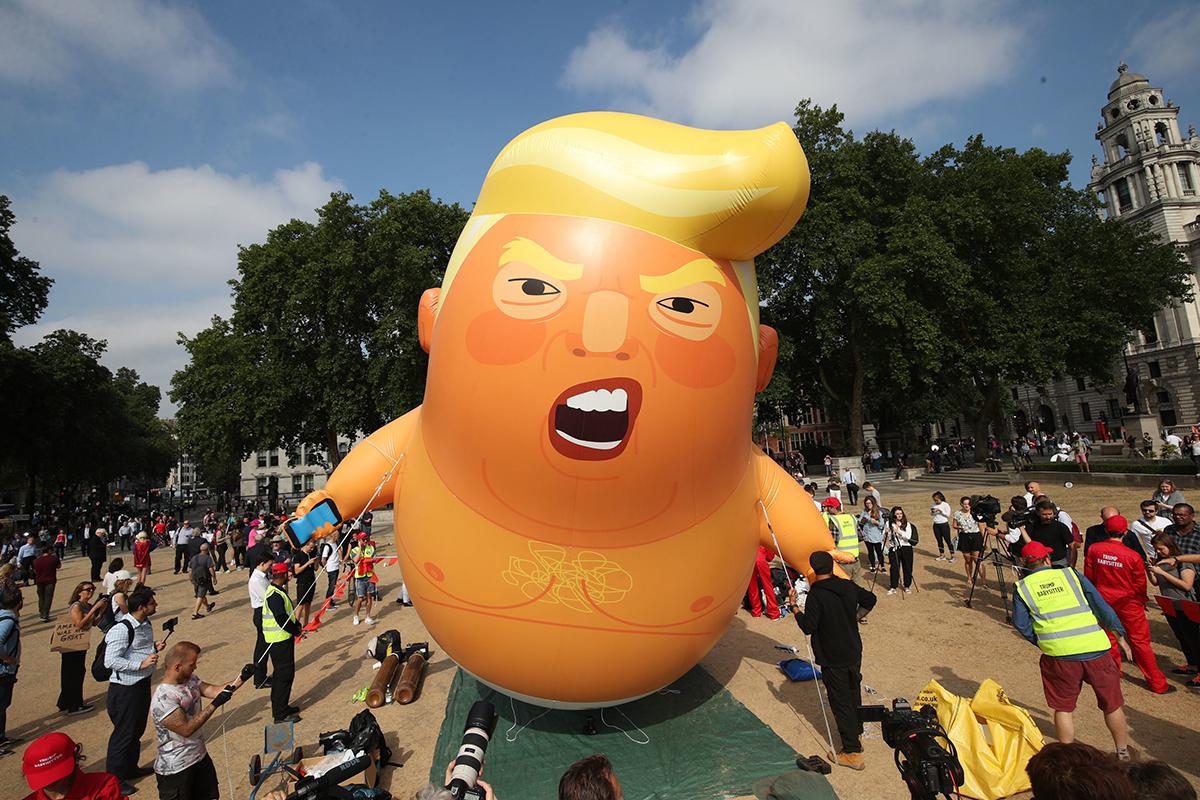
[171,189,468,473]
[0,195,52,343]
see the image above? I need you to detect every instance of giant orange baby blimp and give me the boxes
[289,112,848,708]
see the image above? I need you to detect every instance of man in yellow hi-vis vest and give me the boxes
[262,562,302,724]
[821,497,860,582]
[1013,541,1135,760]
[349,532,378,627]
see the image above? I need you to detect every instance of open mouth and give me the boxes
[549,378,642,460]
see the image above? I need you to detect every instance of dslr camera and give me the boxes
[860,699,964,800]
[446,701,499,799]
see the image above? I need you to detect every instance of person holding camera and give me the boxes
[152,642,250,800]
[103,586,165,792]
[1013,542,1133,760]
[787,551,877,771]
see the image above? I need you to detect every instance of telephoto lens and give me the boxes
[445,701,499,799]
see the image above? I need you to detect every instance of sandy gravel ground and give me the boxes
[0,478,1196,800]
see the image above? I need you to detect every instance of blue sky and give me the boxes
[3,0,1199,410]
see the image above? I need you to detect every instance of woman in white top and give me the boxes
[929,492,954,562]
[110,577,134,621]
[885,506,917,595]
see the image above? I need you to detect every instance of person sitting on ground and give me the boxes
[1122,759,1196,800]
[559,754,622,800]
[151,641,248,799]
[20,732,126,800]
[1026,741,1133,800]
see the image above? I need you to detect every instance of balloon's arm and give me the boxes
[753,447,853,580]
[287,408,420,545]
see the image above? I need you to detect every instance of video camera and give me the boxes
[860,699,964,800]
[969,495,1002,528]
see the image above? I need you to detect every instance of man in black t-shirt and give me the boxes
[1025,500,1075,567]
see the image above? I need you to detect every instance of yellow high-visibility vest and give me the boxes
[1015,568,1111,657]
[822,513,860,556]
[261,584,294,644]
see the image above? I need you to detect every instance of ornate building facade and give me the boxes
[1017,64,1200,439]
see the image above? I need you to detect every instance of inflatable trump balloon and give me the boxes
[289,112,849,708]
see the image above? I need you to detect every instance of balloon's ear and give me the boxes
[756,324,778,392]
[418,289,440,354]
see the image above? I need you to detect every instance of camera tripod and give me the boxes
[963,534,1022,622]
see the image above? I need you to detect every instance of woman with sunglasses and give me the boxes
[57,582,106,715]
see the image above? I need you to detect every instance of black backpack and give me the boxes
[91,619,134,682]
[95,599,117,633]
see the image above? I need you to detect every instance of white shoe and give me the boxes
[887,589,896,596]
[365,617,377,625]
[903,588,911,594]
[935,555,946,561]
[352,616,360,626]
[948,556,955,563]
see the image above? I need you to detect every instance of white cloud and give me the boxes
[1129,6,1200,80]
[0,0,234,91]
[11,161,343,404]
[563,0,1025,129]
[16,161,341,286]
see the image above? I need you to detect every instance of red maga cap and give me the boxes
[1104,515,1129,534]
[1022,541,1054,561]
[820,498,842,510]
[22,732,76,791]
[270,562,290,575]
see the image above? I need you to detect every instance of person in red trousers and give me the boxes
[747,544,781,619]
[1084,514,1173,694]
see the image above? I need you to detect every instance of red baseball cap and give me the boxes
[1022,541,1054,561]
[355,532,369,540]
[22,732,76,791]
[270,562,290,576]
[820,498,842,510]
[1104,515,1129,534]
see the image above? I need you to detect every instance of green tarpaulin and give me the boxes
[430,667,835,800]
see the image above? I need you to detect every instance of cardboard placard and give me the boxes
[49,618,91,653]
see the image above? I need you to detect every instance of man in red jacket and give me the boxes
[747,544,781,619]
[1083,515,1172,694]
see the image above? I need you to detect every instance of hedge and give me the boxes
[1031,461,1196,476]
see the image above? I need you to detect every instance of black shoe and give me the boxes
[208,588,220,595]
[285,704,300,715]
[0,736,24,747]
[273,713,301,724]
[118,782,138,796]
[256,678,273,689]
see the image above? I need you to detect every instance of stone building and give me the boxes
[238,436,360,509]
[1017,64,1200,440]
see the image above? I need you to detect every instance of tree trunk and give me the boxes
[25,467,36,516]
[326,428,343,468]
[967,380,1002,463]
[846,349,866,454]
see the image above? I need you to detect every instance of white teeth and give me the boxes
[564,388,628,413]
[555,430,622,450]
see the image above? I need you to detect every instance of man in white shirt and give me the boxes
[319,537,341,609]
[1164,430,1183,451]
[1022,481,1042,511]
[118,521,132,552]
[1130,500,1170,556]
[247,553,273,689]
[173,523,194,575]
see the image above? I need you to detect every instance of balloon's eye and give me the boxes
[657,297,707,314]
[511,278,559,297]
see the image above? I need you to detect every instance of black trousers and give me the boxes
[0,675,14,739]
[889,546,914,589]
[325,571,338,601]
[215,543,228,572]
[846,484,859,505]
[932,522,954,555]
[174,544,188,573]
[106,677,151,779]
[820,663,864,753]
[1166,613,1200,668]
[268,637,296,719]
[58,650,87,711]
[156,753,219,800]
[864,541,884,570]
[90,556,104,581]
[252,608,269,685]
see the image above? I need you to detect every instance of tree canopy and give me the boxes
[758,102,1193,453]
[0,195,52,344]
[171,189,468,482]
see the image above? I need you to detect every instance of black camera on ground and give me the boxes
[446,701,499,799]
[860,699,964,800]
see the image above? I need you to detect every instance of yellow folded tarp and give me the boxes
[913,679,1044,800]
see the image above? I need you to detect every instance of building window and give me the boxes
[1154,122,1170,146]
[338,442,349,458]
[790,432,801,450]
[287,451,298,468]
[1144,323,1158,344]
[1161,408,1178,427]
[1080,402,1092,422]
[292,475,303,495]
[256,451,267,468]
[1148,361,1161,378]
[1011,387,1019,401]
[1115,178,1133,212]
[304,474,315,492]
[269,450,279,467]
[1075,377,1086,392]
[1178,164,1195,195]
[1108,398,1122,419]
[256,476,269,496]
[1156,390,1171,405]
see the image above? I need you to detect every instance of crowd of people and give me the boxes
[0,504,397,799]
